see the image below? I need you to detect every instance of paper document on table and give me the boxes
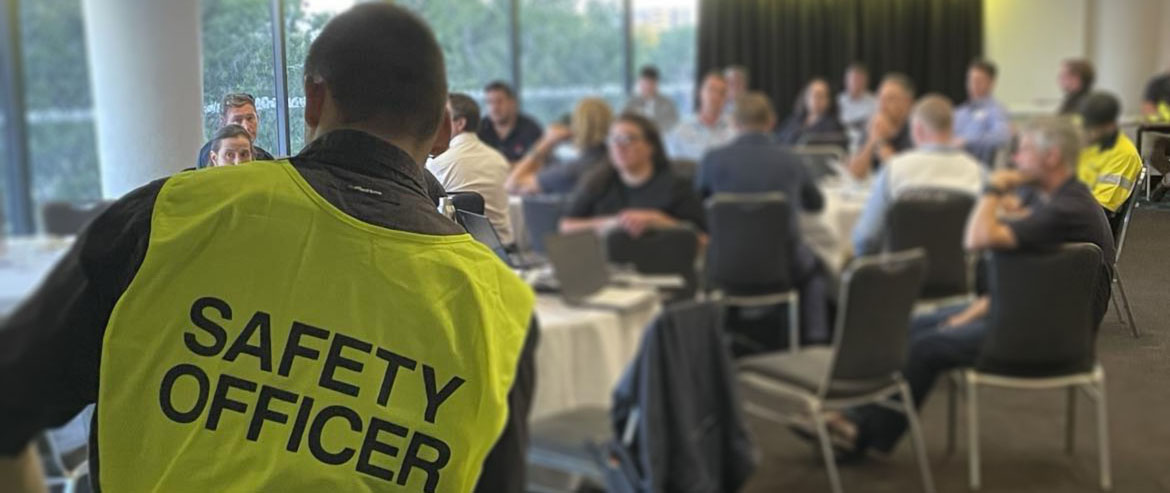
[576,286,659,310]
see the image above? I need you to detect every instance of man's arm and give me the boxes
[964,173,1021,251]
[798,165,825,213]
[474,318,539,493]
[0,180,163,457]
[851,167,892,255]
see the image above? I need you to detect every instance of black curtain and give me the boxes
[697,0,982,120]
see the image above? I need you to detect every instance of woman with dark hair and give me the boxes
[560,113,706,236]
[1058,58,1095,115]
[774,78,847,149]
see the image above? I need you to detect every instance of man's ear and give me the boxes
[428,109,453,157]
[304,77,325,131]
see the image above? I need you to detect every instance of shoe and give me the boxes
[1152,183,1169,202]
[786,416,865,462]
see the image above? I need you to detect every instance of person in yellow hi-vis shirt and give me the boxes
[1076,91,1143,234]
[0,4,538,492]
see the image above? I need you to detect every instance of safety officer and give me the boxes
[1076,91,1143,233]
[0,4,537,492]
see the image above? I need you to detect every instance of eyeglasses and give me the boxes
[607,134,644,147]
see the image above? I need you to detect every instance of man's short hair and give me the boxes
[912,94,954,134]
[1064,59,1096,90]
[210,124,252,153]
[723,65,748,80]
[303,3,446,141]
[483,80,516,100]
[969,58,998,79]
[1021,117,1083,169]
[733,92,775,128]
[1078,91,1121,128]
[881,72,917,98]
[846,62,868,75]
[447,93,480,132]
[220,93,256,121]
[639,65,660,81]
[702,70,726,85]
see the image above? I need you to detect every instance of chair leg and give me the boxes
[900,382,937,493]
[1066,386,1077,454]
[1095,378,1113,491]
[811,406,844,493]
[1115,272,1139,338]
[967,374,981,490]
[946,375,958,457]
[788,292,801,352]
[1110,284,1125,325]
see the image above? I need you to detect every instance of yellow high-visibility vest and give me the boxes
[96,160,534,492]
[1077,133,1143,212]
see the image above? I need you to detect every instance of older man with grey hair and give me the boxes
[814,117,1116,461]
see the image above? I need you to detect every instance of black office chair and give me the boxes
[886,188,976,311]
[1108,167,1142,338]
[446,190,485,215]
[705,193,801,351]
[528,301,752,492]
[41,201,111,236]
[521,194,566,254]
[946,243,1111,491]
[605,226,700,302]
[739,249,933,493]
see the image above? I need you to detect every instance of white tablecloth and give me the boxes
[801,180,870,273]
[530,291,660,420]
[0,236,72,317]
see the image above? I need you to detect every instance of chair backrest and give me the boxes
[1111,166,1144,263]
[704,193,794,294]
[791,145,845,182]
[977,243,1104,377]
[41,201,111,236]
[822,249,927,398]
[605,226,700,299]
[671,159,698,184]
[886,188,975,299]
[521,194,566,254]
[447,191,485,215]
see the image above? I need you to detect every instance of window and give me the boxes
[519,0,625,125]
[284,0,351,153]
[633,0,697,116]
[21,0,101,222]
[401,0,513,98]
[201,0,277,157]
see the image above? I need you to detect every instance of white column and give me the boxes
[82,0,203,199]
[1087,0,1164,116]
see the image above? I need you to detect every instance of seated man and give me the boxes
[206,124,255,167]
[623,65,680,132]
[823,117,1115,460]
[846,73,916,180]
[697,92,830,342]
[667,72,735,161]
[852,95,984,255]
[953,59,1012,167]
[196,92,274,168]
[477,81,543,163]
[427,93,514,244]
[561,113,705,237]
[1076,91,1143,233]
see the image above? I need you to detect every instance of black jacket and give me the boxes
[0,129,537,492]
[611,301,756,492]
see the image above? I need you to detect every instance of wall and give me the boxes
[984,0,1170,116]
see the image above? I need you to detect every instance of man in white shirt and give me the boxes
[427,92,514,244]
[852,94,985,255]
[668,72,735,161]
[623,65,680,132]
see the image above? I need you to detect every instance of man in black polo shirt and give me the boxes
[820,117,1115,460]
[477,81,543,163]
[846,73,916,179]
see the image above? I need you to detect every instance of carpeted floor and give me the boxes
[743,206,1170,493]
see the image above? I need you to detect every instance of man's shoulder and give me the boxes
[517,114,543,131]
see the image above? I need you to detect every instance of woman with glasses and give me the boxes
[559,113,705,237]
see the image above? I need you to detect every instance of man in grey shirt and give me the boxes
[623,65,679,132]
[838,62,877,130]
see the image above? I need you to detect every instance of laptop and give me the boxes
[457,210,544,269]
[543,231,656,308]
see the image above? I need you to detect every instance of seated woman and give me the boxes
[774,78,848,150]
[560,113,706,237]
[506,98,613,195]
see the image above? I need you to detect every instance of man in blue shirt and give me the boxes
[954,59,1012,167]
[697,92,830,343]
